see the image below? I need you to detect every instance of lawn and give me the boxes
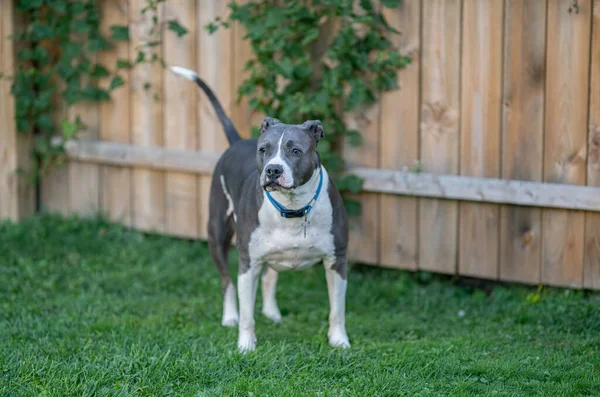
[1,215,599,396]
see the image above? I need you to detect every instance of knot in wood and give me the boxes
[420,102,457,139]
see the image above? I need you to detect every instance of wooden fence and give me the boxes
[2,0,600,290]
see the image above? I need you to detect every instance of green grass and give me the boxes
[1,215,599,396]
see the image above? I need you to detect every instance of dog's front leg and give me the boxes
[237,261,261,352]
[325,259,350,348]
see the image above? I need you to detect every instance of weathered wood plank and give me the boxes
[419,0,461,274]
[59,139,600,213]
[542,0,591,288]
[343,3,381,265]
[60,140,219,174]
[130,0,165,233]
[499,0,546,285]
[198,0,233,240]
[39,15,69,215]
[231,0,254,139]
[68,51,100,216]
[0,1,34,220]
[163,0,198,238]
[354,168,600,212]
[585,0,600,289]
[100,0,132,225]
[379,0,420,270]
[459,0,503,279]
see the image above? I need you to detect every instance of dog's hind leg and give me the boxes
[208,176,238,327]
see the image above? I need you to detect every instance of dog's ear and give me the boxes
[260,117,280,134]
[302,120,324,143]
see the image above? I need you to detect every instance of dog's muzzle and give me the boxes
[262,164,293,191]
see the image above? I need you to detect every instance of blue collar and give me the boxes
[264,168,323,219]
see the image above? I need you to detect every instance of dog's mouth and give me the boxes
[263,180,295,192]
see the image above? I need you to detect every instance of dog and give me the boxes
[170,66,350,352]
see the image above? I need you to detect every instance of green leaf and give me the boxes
[168,20,188,37]
[81,85,110,102]
[265,8,285,28]
[61,120,78,139]
[110,25,130,41]
[18,0,43,9]
[381,0,402,8]
[29,21,53,40]
[87,37,112,52]
[116,59,133,69]
[278,57,294,79]
[301,29,319,45]
[135,51,146,64]
[360,0,373,12]
[343,199,361,217]
[347,175,363,193]
[49,1,68,13]
[205,22,219,35]
[72,19,91,34]
[90,64,110,78]
[109,76,125,91]
[346,129,362,147]
[35,114,54,132]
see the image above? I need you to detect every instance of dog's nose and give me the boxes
[265,164,283,179]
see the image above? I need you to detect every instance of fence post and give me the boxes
[0,0,35,221]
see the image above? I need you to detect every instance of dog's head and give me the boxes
[256,117,324,192]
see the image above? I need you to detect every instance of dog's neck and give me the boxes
[265,166,324,210]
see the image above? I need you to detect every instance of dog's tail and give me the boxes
[169,66,241,145]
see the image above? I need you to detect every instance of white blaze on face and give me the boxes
[263,132,294,188]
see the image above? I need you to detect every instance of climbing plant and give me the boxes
[207,0,410,214]
[5,0,187,182]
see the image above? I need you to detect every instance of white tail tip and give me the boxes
[169,66,198,81]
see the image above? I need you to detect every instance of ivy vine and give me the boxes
[4,0,187,182]
[4,0,409,216]
[208,0,410,214]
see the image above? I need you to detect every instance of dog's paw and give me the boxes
[328,327,350,349]
[221,315,239,327]
[262,304,282,324]
[237,331,257,353]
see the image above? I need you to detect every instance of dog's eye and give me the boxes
[259,147,266,155]
[292,148,301,155]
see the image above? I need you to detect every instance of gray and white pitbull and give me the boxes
[170,66,350,352]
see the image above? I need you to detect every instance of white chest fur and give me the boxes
[248,166,335,272]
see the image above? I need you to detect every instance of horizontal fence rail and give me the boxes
[60,139,600,213]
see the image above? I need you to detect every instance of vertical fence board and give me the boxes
[130,0,165,233]
[499,0,546,284]
[459,0,503,279]
[585,0,600,289]
[68,58,100,215]
[379,0,420,270]
[41,79,69,213]
[542,0,591,288]
[163,0,198,238]
[419,0,461,274]
[231,0,254,139]
[41,99,70,214]
[198,0,232,240]
[0,0,5,218]
[344,3,380,265]
[100,0,132,225]
[345,128,379,264]
[0,2,32,220]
